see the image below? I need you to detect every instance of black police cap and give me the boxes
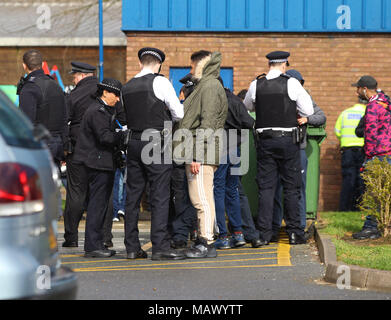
[138,47,166,63]
[266,51,290,66]
[97,78,122,96]
[69,61,96,74]
[351,75,378,90]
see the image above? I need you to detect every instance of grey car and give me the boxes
[0,91,77,299]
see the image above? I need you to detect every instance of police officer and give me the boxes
[73,78,128,258]
[62,61,98,248]
[243,51,314,245]
[334,95,366,212]
[17,49,68,168]
[122,47,185,260]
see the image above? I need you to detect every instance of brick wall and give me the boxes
[125,32,391,212]
[0,46,126,86]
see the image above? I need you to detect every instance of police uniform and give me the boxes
[17,68,68,167]
[122,47,185,260]
[243,51,314,244]
[73,78,127,257]
[63,61,98,247]
[335,101,366,212]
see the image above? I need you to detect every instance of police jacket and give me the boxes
[73,97,124,172]
[66,76,99,147]
[334,104,366,148]
[18,69,68,144]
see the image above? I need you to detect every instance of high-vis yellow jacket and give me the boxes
[334,104,366,148]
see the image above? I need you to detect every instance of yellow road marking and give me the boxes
[73,263,281,272]
[61,250,278,265]
[72,256,278,272]
[60,254,84,258]
[277,242,292,266]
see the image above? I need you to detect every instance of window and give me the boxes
[169,67,233,96]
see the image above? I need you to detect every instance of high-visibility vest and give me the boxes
[334,104,366,148]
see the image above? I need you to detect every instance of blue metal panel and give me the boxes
[122,0,391,32]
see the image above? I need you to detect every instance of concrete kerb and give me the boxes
[314,227,391,292]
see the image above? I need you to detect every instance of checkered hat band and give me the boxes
[140,51,162,62]
[100,84,121,92]
[269,59,288,63]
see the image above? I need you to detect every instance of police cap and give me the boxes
[138,47,166,63]
[97,78,122,96]
[69,61,96,74]
[266,51,290,66]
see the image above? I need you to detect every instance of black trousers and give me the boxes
[168,164,197,243]
[84,168,114,252]
[63,154,89,243]
[256,136,303,242]
[124,140,173,254]
[339,147,365,211]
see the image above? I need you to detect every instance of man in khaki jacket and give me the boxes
[174,50,228,258]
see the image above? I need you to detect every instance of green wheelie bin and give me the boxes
[241,121,326,225]
[304,125,327,220]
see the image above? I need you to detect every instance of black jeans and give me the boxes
[238,178,259,241]
[168,164,197,243]
[256,136,303,242]
[339,147,365,211]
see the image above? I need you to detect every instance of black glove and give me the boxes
[119,129,130,151]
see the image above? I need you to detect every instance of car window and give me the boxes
[0,91,42,149]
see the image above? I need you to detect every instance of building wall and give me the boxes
[0,46,126,86]
[125,31,391,211]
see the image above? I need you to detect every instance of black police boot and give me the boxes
[151,248,186,261]
[289,233,307,245]
[62,240,78,248]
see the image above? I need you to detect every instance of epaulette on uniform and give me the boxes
[256,73,266,80]
[280,73,291,79]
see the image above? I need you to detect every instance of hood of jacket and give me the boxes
[193,52,222,82]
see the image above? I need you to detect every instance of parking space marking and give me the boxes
[72,264,281,272]
[72,257,280,272]
[61,249,278,265]
[59,236,292,272]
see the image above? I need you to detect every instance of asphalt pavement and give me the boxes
[57,219,391,300]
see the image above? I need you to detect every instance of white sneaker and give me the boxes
[117,210,125,217]
[112,217,120,222]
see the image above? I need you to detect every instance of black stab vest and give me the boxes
[255,75,297,129]
[122,74,172,131]
[34,76,66,134]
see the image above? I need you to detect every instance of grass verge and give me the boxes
[317,211,391,271]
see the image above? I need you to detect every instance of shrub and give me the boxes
[358,157,391,237]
